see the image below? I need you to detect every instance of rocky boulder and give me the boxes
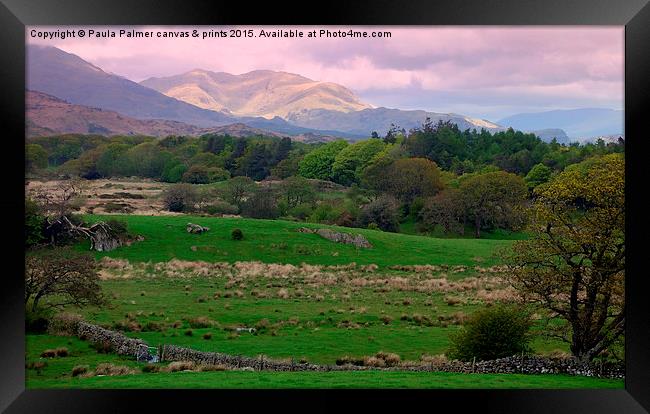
[187,223,210,234]
[298,227,372,248]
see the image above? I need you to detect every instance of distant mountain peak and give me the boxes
[498,108,623,140]
[140,68,372,119]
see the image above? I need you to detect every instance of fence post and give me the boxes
[472,356,476,373]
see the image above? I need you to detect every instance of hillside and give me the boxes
[27,46,236,127]
[530,129,570,144]
[498,108,623,140]
[140,69,372,119]
[26,90,204,137]
[285,107,504,136]
[26,46,364,139]
[83,215,514,267]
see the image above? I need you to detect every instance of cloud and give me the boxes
[26,26,623,119]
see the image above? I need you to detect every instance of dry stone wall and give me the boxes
[77,321,150,359]
[72,321,624,378]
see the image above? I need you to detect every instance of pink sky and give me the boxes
[27,26,624,120]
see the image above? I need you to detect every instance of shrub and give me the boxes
[445,296,463,306]
[204,201,239,216]
[357,195,400,232]
[184,329,194,336]
[447,305,533,361]
[71,365,88,377]
[143,321,165,332]
[203,332,213,340]
[162,163,188,183]
[363,356,386,367]
[26,361,48,371]
[26,307,52,334]
[182,165,230,184]
[166,361,196,372]
[40,347,68,358]
[40,349,57,358]
[94,363,136,376]
[55,347,69,357]
[231,228,244,240]
[287,203,315,221]
[375,351,401,367]
[162,183,198,212]
[25,197,45,248]
[141,364,160,373]
[241,188,279,219]
[255,318,271,331]
[188,316,214,328]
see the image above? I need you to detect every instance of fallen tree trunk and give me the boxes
[45,216,123,252]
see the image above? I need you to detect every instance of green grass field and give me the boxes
[80,215,513,267]
[27,214,621,389]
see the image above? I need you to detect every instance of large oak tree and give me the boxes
[506,154,625,362]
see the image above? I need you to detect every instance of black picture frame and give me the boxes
[2,0,649,412]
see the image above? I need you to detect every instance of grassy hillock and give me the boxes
[81,215,514,267]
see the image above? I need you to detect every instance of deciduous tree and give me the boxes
[506,154,625,362]
[25,249,105,313]
[460,171,527,238]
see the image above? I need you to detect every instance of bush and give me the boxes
[447,305,532,361]
[26,307,52,333]
[182,165,230,184]
[308,203,344,224]
[231,228,244,240]
[25,198,45,248]
[358,195,400,232]
[162,183,198,212]
[188,316,214,328]
[166,361,196,372]
[161,163,187,183]
[142,364,160,373]
[203,201,238,216]
[94,363,136,376]
[241,188,279,219]
[71,365,89,377]
[287,203,314,221]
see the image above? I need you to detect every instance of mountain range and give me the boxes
[141,69,371,119]
[498,109,624,140]
[26,45,623,143]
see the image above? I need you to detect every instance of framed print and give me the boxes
[2,0,649,412]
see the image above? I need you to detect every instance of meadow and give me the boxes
[25,214,622,389]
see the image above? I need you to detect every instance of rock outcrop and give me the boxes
[297,227,372,248]
[186,223,210,234]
